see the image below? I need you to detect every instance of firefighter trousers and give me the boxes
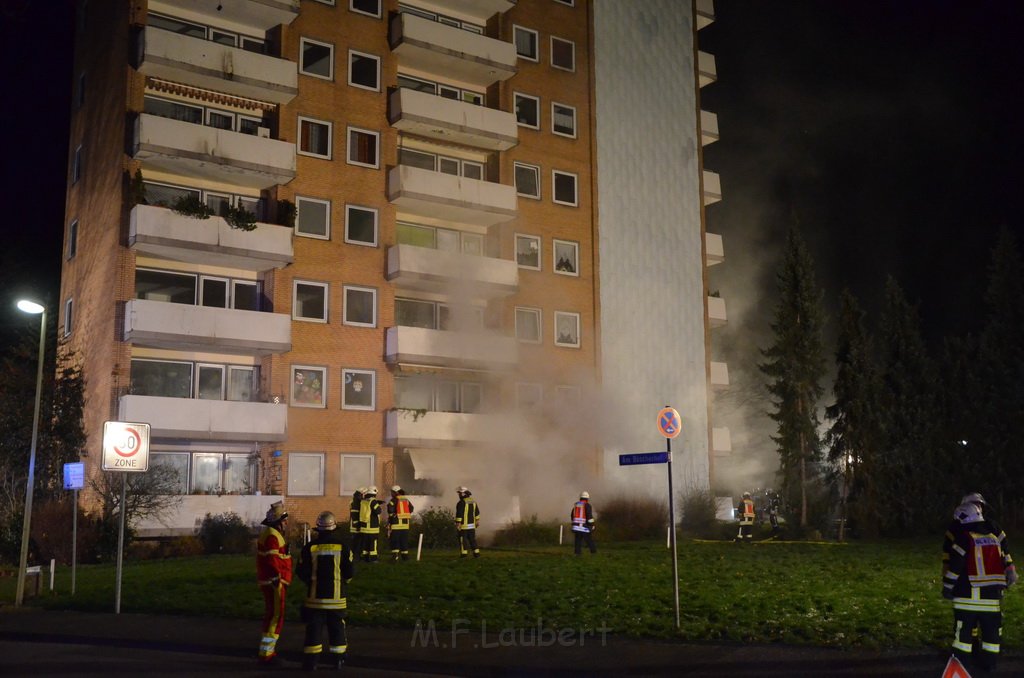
[459,529,479,557]
[953,608,1001,673]
[258,581,288,660]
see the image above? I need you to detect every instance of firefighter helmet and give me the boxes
[264,501,288,524]
[580,491,590,499]
[316,511,337,530]
[357,487,367,495]
[456,486,468,495]
[954,503,983,525]
[743,492,751,499]
[367,486,378,496]
[961,492,986,508]
[391,485,402,494]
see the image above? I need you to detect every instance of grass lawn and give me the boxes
[3,538,1019,650]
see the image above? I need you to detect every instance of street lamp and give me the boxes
[15,299,46,607]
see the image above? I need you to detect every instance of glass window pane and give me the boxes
[197,365,224,400]
[514,164,540,198]
[397,74,435,94]
[394,377,432,410]
[302,40,333,78]
[144,96,202,124]
[516,235,540,268]
[436,381,458,412]
[515,94,538,127]
[208,111,233,130]
[462,162,483,180]
[131,359,192,398]
[343,370,374,409]
[514,27,537,59]
[294,283,327,320]
[239,118,260,136]
[438,86,460,100]
[552,38,575,70]
[350,52,379,89]
[516,308,540,342]
[399,148,435,171]
[152,453,189,495]
[554,172,577,205]
[553,104,575,136]
[463,91,484,106]
[397,223,435,248]
[345,287,375,326]
[352,0,381,17]
[461,383,482,413]
[435,229,459,252]
[461,233,483,256]
[223,454,252,493]
[227,367,254,401]
[136,269,197,304]
[201,278,228,307]
[149,14,205,38]
[237,195,261,218]
[300,119,330,157]
[233,282,259,311]
[340,455,373,495]
[145,182,199,208]
[291,367,326,407]
[346,206,376,244]
[395,298,436,329]
[438,157,459,176]
[287,454,324,496]
[349,129,377,165]
[192,454,221,494]
[297,197,329,237]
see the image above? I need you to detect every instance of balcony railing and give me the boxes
[696,0,716,30]
[710,361,729,389]
[705,232,724,266]
[390,12,516,87]
[700,110,719,146]
[387,244,518,297]
[712,426,732,454]
[385,325,517,370]
[389,87,518,151]
[153,0,298,31]
[135,494,285,537]
[388,165,517,227]
[420,0,516,22]
[703,170,722,206]
[698,50,717,88]
[708,296,727,327]
[129,204,293,272]
[119,394,287,441]
[384,409,508,447]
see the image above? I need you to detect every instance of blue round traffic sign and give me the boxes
[657,407,682,439]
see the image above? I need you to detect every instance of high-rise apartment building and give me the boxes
[59,0,726,532]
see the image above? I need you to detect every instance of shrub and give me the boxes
[198,512,253,554]
[276,199,296,228]
[677,487,720,538]
[411,507,458,549]
[598,495,668,542]
[225,204,257,231]
[491,515,560,547]
[171,194,214,219]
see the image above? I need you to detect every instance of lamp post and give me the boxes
[15,299,46,607]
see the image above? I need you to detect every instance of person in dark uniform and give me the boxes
[349,487,364,560]
[735,492,755,543]
[297,511,355,672]
[386,485,414,561]
[570,491,597,555]
[455,486,481,558]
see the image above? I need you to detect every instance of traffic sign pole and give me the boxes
[115,473,126,614]
[667,436,679,630]
[102,422,151,615]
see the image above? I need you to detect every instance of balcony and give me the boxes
[151,0,298,31]
[132,113,296,190]
[388,165,517,227]
[138,27,298,104]
[124,298,291,356]
[390,12,516,87]
[119,394,287,441]
[385,409,507,447]
[708,296,727,327]
[135,494,284,537]
[701,110,719,146]
[423,0,516,22]
[703,170,722,206]
[696,0,716,30]
[706,232,724,266]
[698,50,717,88]
[387,244,517,298]
[712,426,732,455]
[129,204,292,272]
[710,361,729,390]
[385,326,517,370]
[389,87,518,151]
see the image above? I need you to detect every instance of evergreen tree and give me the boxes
[825,290,882,539]
[760,226,827,529]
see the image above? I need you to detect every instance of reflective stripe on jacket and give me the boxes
[360,498,383,533]
[388,496,414,529]
[297,531,354,610]
[456,497,479,530]
[739,499,755,526]
[256,525,292,586]
[571,501,594,533]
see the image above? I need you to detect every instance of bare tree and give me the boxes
[89,466,183,529]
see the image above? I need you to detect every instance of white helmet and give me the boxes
[961,492,986,507]
[367,486,378,496]
[954,503,983,525]
[580,491,590,499]
[316,511,337,530]
[456,486,468,495]
[391,485,402,493]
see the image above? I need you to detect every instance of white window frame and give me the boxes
[295,196,331,240]
[339,454,376,495]
[551,101,577,139]
[552,170,578,206]
[344,204,379,246]
[342,368,376,411]
[550,36,576,72]
[291,365,328,409]
[515,233,541,270]
[349,0,381,18]
[300,37,335,80]
[554,310,581,348]
[514,92,541,130]
[348,49,381,91]
[513,25,539,62]
[287,452,325,496]
[297,116,333,159]
[347,126,380,168]
[343,285,377,328]
[293,280,329,323]
[67,219,78,259]
[553,239,579,276]
[515,306,542,344]
[514,162,541,199]
[63,298,74,337]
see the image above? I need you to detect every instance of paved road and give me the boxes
[1,607,1020,676]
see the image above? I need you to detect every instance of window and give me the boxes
[397,223,482,254]
[514,93,540,129]
[72,145,83,184]
[63,298,74,337]
[513,25,538,61]
[515,307,542,343]
[293,280,328,322]
[144,96,203,124]
[347,127,379,168]
[395,377,482,413]
[227,366,255,401]
[516,234,541,270]
[136,268,197,304]
[200,277,228,308]
[131,359,193,398]
[553,239,579,276]
[291,366,327,408]
[152,453,189,495]
[196,364,225,400]
[554,311,581,348]
[233,281,259,311]
[553,170,578,206]
[67,219,78,259]
[345,205,378,246]
[350,0,381,18]
[343,285,377,327]
[551,36,575,71]
[342,369,375,410]
[514,162,541,199]
[348,50,380,91]
[148,12,206,38]
[296,196,330,239]
[552,102,577,138]
[288,453,325,496]
[300,38,334,79]
[395,298,439,329]
[298,116,332,158]
[340,454,375,495]
[516,382,543,410]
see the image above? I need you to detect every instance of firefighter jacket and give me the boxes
[297,529,354,611]
[256,524,292,587]
[942,517,1012,577]
[349,492,363,534]
[387,495,414,530]
[739,498,755,526]
[359,497,384,534]
[455,496,480,531]
[571,500,595,533]
[943,519,1014,613]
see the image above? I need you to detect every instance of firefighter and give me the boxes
[386,485,414,561]
[256,501,291,666]
[768,494,781,536]
[359,486,384,562]
[943,501,1017,674]
[570,491,597,555]
[942,492,1010,578]
[297,511,355,672]
[349,487,364,560]
[735,491,755,543]
[455,486,481,558]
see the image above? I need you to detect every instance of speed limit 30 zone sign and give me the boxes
[102,421,151,472]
